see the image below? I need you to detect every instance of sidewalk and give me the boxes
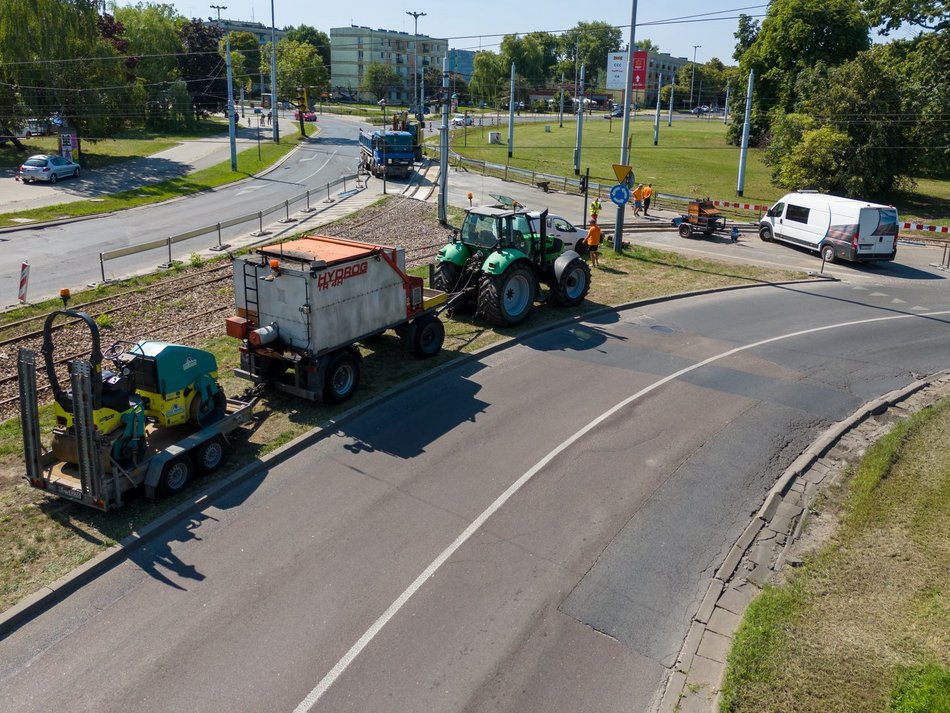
[0,113,298,215]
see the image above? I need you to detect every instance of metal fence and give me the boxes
[97,173,360,283]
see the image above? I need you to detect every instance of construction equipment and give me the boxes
[433,206,591,326]
[19,310,256,511]
[230,235,447,404]
[672,199,729,238]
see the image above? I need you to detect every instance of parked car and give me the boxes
[529,212,588,253]
[451,114,474,126]
[18,154,81,183]
[606,107,624,118]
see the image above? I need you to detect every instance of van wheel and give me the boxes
[821,243,836,263]
[759,225,773,242]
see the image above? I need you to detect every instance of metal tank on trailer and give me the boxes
[228,235,446,404]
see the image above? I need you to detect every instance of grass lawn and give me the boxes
[720,398,950,713]
[0,117,231,171]
[0,241,807,612]
[450,117,950,224]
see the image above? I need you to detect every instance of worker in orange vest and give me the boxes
[632,184,644,216]
[643,183,654,216]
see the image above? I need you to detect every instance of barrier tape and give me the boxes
[710,200,771,212]
[901,222,949,234]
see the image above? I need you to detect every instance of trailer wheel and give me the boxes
[821,243,836,263]
[323,349,360,404]
[195,436,227,475]
[678,223,692,238]
[550,257,591,307]
[411,314,445,358]
[160,456,193,496]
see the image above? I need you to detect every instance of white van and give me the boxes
[759,191,898,263]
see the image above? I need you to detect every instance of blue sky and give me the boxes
[151,1,768,64]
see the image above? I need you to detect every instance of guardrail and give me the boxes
[97,173,359,284]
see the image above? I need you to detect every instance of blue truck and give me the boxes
[358,127,415,179]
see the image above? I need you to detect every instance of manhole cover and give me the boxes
[650,324,676,334]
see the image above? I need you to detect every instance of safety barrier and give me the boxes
[97,174,358,284]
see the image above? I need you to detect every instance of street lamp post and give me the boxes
[406,11,426,114]
[689,44,701,110]
[210,4,227,21]
[269,0,279,143]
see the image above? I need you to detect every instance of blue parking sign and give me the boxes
[610,183,630,206]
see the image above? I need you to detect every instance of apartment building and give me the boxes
[330,26,448,105]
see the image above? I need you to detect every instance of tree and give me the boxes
[636,38,660,53]
[177,18,227,114]
[360,62,400,102]
[733,14,759,62]
[730,0,870,144]
[863,0,948,33]
[558,22,622,88]
[266,40,328,103]
[283,25,330,66]
[469,51,506,108]
[225,30,262,95]
[113,3,183,127]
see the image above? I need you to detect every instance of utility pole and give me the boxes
[269,0,279,143]
[225,34,237,171]
[653,72,661,145]
[573,64,585,175]
[668,74,674,126]
[507,63,515,158]
[689,44,701,110]
[438,57,450,224]
[613,0,638,253]
[406,11,426,114]
[558,72,565,128]
[737,69,754,196]
[723,84,730,124]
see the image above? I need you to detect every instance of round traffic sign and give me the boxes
[610,183,630,207]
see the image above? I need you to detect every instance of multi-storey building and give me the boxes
[641,51,689,106]
[206,19,287,45]
[330,26,448,105]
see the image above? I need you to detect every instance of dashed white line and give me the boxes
[292,307,950,712]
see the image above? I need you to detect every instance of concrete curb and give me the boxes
[657,369,950,713]
[0,275,831,639]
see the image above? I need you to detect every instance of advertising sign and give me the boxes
[605,50,650,91]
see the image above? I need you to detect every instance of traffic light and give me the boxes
[579,175,587,193]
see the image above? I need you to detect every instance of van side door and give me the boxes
[765,201,785,237]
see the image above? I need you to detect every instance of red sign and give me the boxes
[631,51,648,91]
[317,260,368,291]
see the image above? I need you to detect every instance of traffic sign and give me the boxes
[612,164,632,184]
[610,184,630,207]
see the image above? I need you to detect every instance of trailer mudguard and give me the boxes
[553,250,583,280]
[436,241,471,267]
[480,248,531,276]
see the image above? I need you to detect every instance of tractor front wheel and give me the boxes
[479,265,536,326]
[551,257,591,307]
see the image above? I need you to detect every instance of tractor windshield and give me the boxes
[461,212,501,249]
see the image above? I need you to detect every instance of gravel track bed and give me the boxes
[0,199,454,421]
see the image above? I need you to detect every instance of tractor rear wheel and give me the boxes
[323,349,360,404]
[550,257,591,307]
[479,265,536,326]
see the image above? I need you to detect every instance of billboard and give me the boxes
[604,50,649,91]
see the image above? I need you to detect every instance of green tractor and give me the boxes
[434,206,591,326]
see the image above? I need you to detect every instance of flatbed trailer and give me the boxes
[18,349,257,511]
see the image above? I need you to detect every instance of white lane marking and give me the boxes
[293,308,950,712]
[300,150,338,182]
[235,185,263,197]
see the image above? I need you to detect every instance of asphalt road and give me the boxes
[2,279,948,713]
[0,114,372,302]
